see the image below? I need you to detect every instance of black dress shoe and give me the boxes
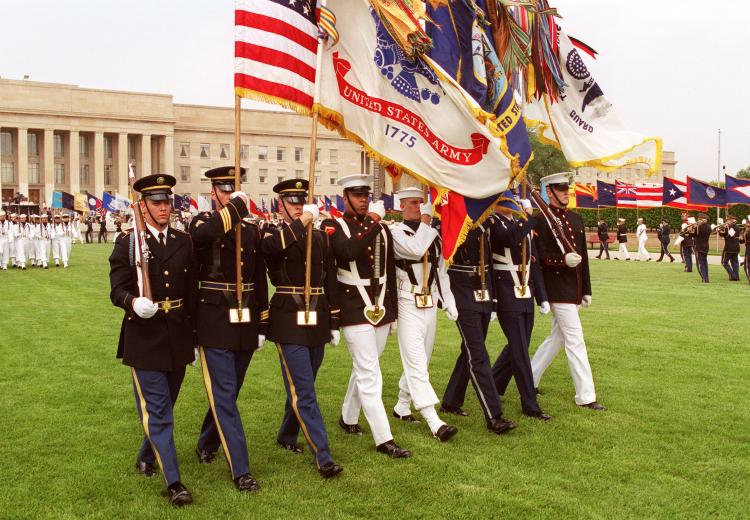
[433,424,458,442]
[135,460,156,477]
[392,411,419,423]
[439,404,468,417]
[318,461,344,479]
[524,411,553,421]
[195,447,216,464]
[375,440,412,458]
[487,417,517,434]
[535,387,544,395]
[338,416,363,435]
[167,482,193,506]
[277,441,303,454]
[579,401,607,411]
[234,473,261,492]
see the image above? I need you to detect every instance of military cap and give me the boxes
[132,173,176,201]
[19,213,27,219]
[0,211,6,217]
[273,178,308,204]
[726,213,738,221]
[338,174,371,194]
[53,214,61,220]
[395,187,424,201]
[62,213,71,219]
[205,166,246,192]
[541,172,571,189]
[697,212,708,219]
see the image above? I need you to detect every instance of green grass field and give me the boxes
[1,244,748,519]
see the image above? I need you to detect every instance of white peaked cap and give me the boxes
[687,217,696,224]
[540,172,571,186]
[337,174,371,190]
[395,187,424,200]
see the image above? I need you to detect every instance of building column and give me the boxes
[17,128,28,198]
[43,129,54,206]
[117,132,128,197]
[164,134,174,177]
[69,130,80,194]
[93,131,104,198]
[140,134,151,178]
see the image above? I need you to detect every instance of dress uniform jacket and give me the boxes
[445,220,495,312]
[323,214,397,327]
[190,197,269,350]
[261,218,340,346]
[693,223,712,254]
[534,207,591,304]
[597,222,609,242]
[679,224,695,247]
[616,223,628,243]
[658,223,671,244]
[719,224,740,254]
[109,227,197,372]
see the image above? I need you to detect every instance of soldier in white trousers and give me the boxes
[0,211,10,270]
[61,213,73,266]
[51,215,68,267]
[35,214,51,268]
[636,218,650,261]
[28,214,39,266]
[14,214,30,269]
[8,213,17,267]
[390,187,459,442]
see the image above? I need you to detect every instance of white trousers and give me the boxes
[63,237,72,262]
[531,303,596,405]
[35,239,50,266]
[394,299,440,416]
[52,237,69,264]
[8,237,15,261]
[15,238,27,265]
[0,237,8,267]
[618,243,630,260]
[27,239,36,263]
[341,322,393,446]
[637,239,650,261]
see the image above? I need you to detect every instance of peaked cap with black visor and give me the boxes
[541,172,571,208]
[273,178,308,218]
[133,173,177,223]
[204,165,246,210]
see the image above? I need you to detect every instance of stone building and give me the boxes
[572,150,677,186]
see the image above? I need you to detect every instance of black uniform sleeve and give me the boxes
[489,215,537,248]
[530,241,548,305]
[190,197,249,246]
[108,233,136,313]
[385,227,398,317]
[580,231,592,297]
[323,232,341,330]
[184,235,199,332]
[260,218,306,255]
[253,229,270,335]
[330,217,382,261]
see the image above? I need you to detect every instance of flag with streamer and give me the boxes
[725,175,750,205]
[661,178,707,211]
[687,177,726,207]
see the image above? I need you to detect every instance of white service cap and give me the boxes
[337,174,371,191]
[395,187,424,200]
[540,172,571,186]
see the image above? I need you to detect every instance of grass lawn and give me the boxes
[1,244,748,519]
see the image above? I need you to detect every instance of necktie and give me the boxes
[158,232,165,247]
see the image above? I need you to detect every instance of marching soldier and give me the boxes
[85,215,94,243]
[530,173,605,411]
[29,214,39,267]
[635,218,650,261]
[36,214,51,269]
[688,213,711,283]
[595,217,610,259]
[13,213,30,269]
[260,178,344,479]
[8,213,17,267]
[61,213,74,265]
[489,197,552,420]
[440,213,517,434]
[678,216,695,272]
[326,174,411,458]
[718,214,740,281]
[98,214,108,243]
[0,211,9,270]
[741,217,750,283]
[656,218,675,262]
[108,173,197,506]
[190,166,268,492]
[615,218,630,260]
[390,187,459,442]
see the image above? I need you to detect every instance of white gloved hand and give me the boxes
[444,301,459,321]
[539,301,550,315]
[490,312,497,322]
[330,330,340,347]
[564,252,582,268]
[581,295,592,308]
[368,200,386,220]
[257,334,266,351]
[389,320,398,335]
[302,203,320,220]
[519,198,532,211]
[710,224,717,231]
[191,348,199,367]
[132,297,158,319]
[419,202,434,218]
[230,191,249,207]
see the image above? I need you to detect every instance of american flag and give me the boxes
[635,183,662,208]
[615,180,637,208]
[235,0,319,114]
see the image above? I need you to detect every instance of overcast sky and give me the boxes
[1,0,747,181]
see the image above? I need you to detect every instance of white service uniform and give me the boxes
[35,223,51,267]
[51,223,69,266]
[28,222,38,266]
[13,222,30,268]
[636,223,650,260]
[62,222,73,264]
[0,220,10,269]
[71,219,82,243]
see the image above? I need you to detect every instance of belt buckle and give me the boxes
[473,289,491,302]
[162,298,172,313]
[229,308,251,323]
[297,311,318,326]
[513,286,532,299]
[415,292,434,309]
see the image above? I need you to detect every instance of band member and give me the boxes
[440,213,517,434]
[688,213,711,283]
[741,217,750,283]
[595,217,610,259]
[656,218,674,262]
[98,215,108,243]
[490,197,552,420]
[636,218,650,261]
[390,187,458,442]
[0,211,9,270]
[718,214,740,281]
[260,179,344,479]
[35,214,51,268]
[530,173,605,411]
[190,166,269,491]
[615,218,630,260]
[108,174,196,506]
[678,217,695,272]
[326,174,411,458]
[13,213,30,269]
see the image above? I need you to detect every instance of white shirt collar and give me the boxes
[146,222,168,244]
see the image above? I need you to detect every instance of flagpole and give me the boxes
[233,95,246,322]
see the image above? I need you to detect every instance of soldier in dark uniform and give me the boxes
[656,219,675,262]
[108,173,196,506]
[678,216,695,272]
[440,213,517,434]
[615,218,630,260]
[85,215,94,243]
[260,179,344,479]
[325,174,411,458]
[98,215,108,243]
[530,173,605,410]
[595,217,610,259]
[688,213,711,283]
[719,214,740,281]
[741,218,750,283]
[190,166,269,492]
[489,197,552,420]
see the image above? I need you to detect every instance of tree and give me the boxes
[526,130,569,186]
[736,166,750,179]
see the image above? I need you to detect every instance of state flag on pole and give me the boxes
[725,175,750,205]
[615,181,637,208]
[86,192,102,211]
[249,198,265,219]
[596,180,616,207]
[635,183,662,208]
[687,177,726,207]
[575,184,598,209]
[662,177,707,211]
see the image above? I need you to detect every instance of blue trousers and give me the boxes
[491,311,542,415]
[276,343,332,468]
[696,252,709,282]
[197,347,253,479]
[131,366,186,487]
[721,252,740,281]
[442,310,503,421]
[681,246,693,272]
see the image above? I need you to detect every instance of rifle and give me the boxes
[128,163,153,300]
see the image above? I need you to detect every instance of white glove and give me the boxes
[389,320,398,335]
[302,204,320,220]
[132,297,158,319]
[368,200,386,219]
[444,301,458,321]
[539,301,550,315]
[330,330,340,347]
[257,334,266,351]
[419,202,434,218]
[230,191,249,207]
[710,224,717,231]
[519,198,532,211]
[564,252,582,268]
[581,295,592,308]
[490,312,497,322]
[191,348,199,367]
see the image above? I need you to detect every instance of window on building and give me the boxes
[200,144,210,159]
[128,136,137,161]
[259,168,268,184]
[240,145,249,160]
[104,164,113,185]
[27,133,39,157]
[79,135,89,158]
[54,163,65,184]
[103,135,113,159]
[220,144,230,160]
[179,143,189,158]
[28,163,40,184]
[277,147,285,161]
[295,147,303,162]
[315,148,321,163]
[294,169,304,179]
[1,131,13,157]
[79,164,90,185]
[53,134,64,158]
[180,166,190,182]
[1,163,14,184]
[329,149,338,164]
[315,176,320,185]
[277,176,285,184]
[329,177,336,185]
[258,146,268,161]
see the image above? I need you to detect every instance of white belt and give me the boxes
[492,263,527,272]
[337,272,387,287]
[398,280,428,294]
